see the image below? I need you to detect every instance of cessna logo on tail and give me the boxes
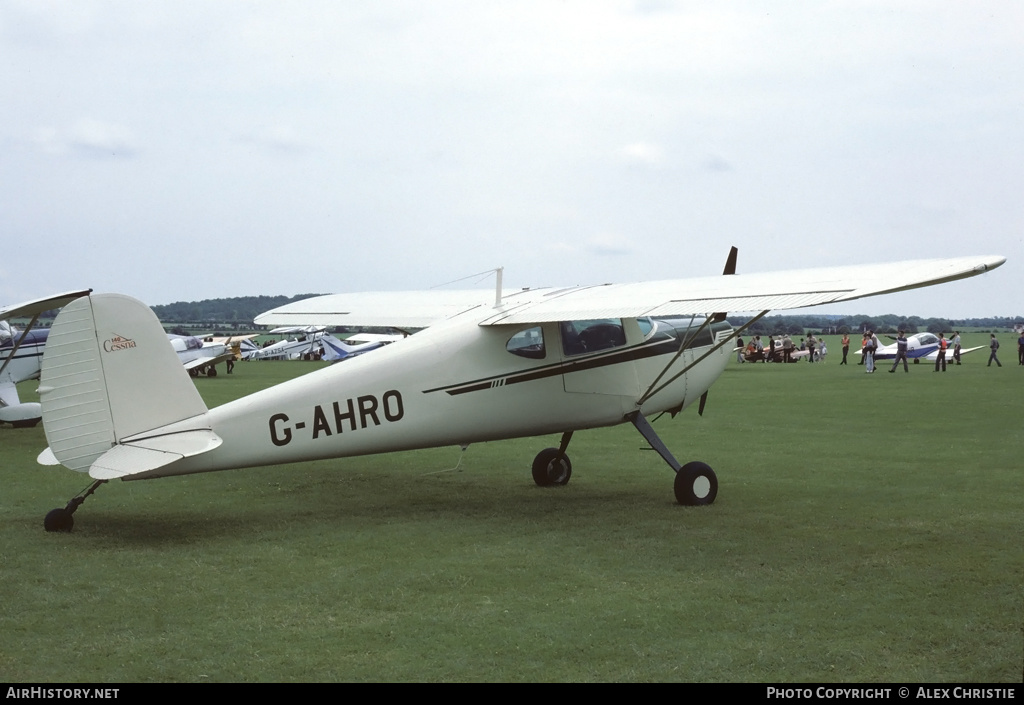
[103,334,137,352]
[269,390,405,447]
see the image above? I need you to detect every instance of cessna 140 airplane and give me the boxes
[34,253,1004,531]
[0,290,91,427]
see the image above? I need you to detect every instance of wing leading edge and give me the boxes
[254,256,1005,328]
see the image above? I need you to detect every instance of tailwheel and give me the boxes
[674,461,718,506]
[43,479,106,533]
[532,448,572,487]
[44,507,74,532]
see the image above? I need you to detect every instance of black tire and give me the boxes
[44,508,74,533]
[532,448,572,487]
[11,418,41,429]
[206,366,217,377]
[674,461,718,505]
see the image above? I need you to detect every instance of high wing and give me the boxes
[255,256,1005,328]
[182,352,236,371]
[0,290,94,322]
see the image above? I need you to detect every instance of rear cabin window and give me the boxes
[560,319,626,356]
[507,326,546,359]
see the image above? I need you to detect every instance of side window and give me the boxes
[507,326,545,359]
[560,319,626,356]
[638,317,654,339]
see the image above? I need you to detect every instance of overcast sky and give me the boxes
[1,1,1020,319]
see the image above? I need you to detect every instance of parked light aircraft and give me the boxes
[0,290,91,427]
[34,254,1004,531]
[320,332,404,362]
[168,334,236,377]
[856,332,983,364]
[250,326,327,360]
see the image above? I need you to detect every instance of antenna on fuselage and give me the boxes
[494,267,504,307]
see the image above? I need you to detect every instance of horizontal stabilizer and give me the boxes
[90,430,223,480]
[37,447,60,466]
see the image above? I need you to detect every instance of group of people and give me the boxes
[737,329,1019,371]
[736,334,827,363]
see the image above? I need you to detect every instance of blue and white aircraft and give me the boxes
[0,290,91,427]
[857,332,983,363]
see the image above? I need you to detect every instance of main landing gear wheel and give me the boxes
[674,461,718,506]
[532,448,572,487]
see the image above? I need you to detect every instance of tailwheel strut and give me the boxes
[44,479,107,533]
[627,410,718,506]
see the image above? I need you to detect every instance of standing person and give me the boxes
[864,330,876,373]
[1017,330,1024,365]
[988,333,1002,367]
[736,336,745,363]
[840,333,850,365]
[782,334,794,363]
[934,333,948,372]
[768,335,777,363]
[818,337,827,363]
[951,331,962,365]
[858,333,868,365]
[889,330,909,373]
[754,335,764,362]
[806,333,816,363]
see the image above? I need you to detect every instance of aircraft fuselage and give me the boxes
[140,313,733,479]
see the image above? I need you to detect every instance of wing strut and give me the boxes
[636,310,769,407]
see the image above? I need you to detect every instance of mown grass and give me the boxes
[1,335,1020,682]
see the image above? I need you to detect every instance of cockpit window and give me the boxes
[560,319,627,356]
[638,317,654,339]
[507,326,545,359]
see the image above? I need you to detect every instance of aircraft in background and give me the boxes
[32,254,1005,531]
[856,332,983,364]
[168,334,236,377]
[320,332,404,362]
[0,290,91,427]
[249,326,327,360]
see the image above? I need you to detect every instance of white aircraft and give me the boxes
[33,254,1004,531]
[249,326,327,360]
[0,290,91,427]
[856,332,983,364]
[168,334,235,377]
[320,332,404,362]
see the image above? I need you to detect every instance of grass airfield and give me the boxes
[1,337,1020,682]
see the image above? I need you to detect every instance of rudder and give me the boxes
[39,294,209,472]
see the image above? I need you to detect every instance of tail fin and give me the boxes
[38,293,216,477]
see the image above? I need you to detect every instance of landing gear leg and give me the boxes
[532,431,573,486]
[44,479,106,533]
[627,410,718,505]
